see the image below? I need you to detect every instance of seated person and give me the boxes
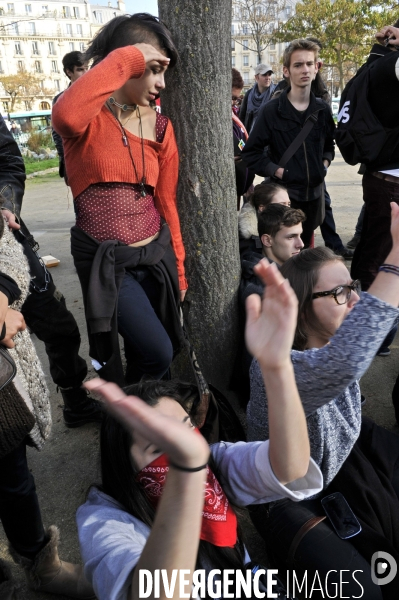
[238,182,291,251]
[247,204,399,598]
[76,262,323,600]
[240,203,305,303]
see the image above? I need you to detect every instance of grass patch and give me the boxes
[24,157,59,174]
[26,171,60,186]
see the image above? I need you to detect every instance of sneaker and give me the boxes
[333,247,354,260]
[60,387,103,428]
[377,348,391,357]
[346,234,361,249]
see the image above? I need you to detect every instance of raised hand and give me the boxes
[376,26,399,46]
[245,260,298,369]
[390,202,399,247]
[133,43,171,67]
[85,379,209,469]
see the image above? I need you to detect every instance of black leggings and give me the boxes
[250,500,383,599]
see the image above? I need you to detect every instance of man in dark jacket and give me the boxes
[239,63,277,133]
[350,23,399,290]
[0,115,101,427]
[242,39,335,248]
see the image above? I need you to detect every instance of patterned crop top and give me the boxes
[74,112,168,244]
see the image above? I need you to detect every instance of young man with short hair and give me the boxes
[52,51,88,182]
[242,39,335,248]
[240,204,305,302]
[239,63,277,132]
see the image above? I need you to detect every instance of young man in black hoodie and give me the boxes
[242,39,335,248]
[350,23,399,290]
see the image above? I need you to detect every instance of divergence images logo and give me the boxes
[371,551,397,586]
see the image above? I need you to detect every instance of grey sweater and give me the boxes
[247,292,399,487]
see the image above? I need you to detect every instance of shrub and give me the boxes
[27,130,55,153]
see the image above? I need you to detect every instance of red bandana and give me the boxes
[136,451,238,548]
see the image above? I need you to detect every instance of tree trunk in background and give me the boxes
[158,0,241,391]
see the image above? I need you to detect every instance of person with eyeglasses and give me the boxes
[246,203,399,599]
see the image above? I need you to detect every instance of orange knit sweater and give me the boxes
[52,46,187,290]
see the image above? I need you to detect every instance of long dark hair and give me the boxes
[100,379,245,575]
[280,247,343,350]
[84,13,178,67]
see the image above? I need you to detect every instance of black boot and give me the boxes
[60,387,103,428]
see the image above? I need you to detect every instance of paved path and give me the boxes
[1,157,398,598]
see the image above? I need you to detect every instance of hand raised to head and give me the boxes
[134,43,171,67]
[245,260,297,369]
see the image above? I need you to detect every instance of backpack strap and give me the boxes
[279,111,320,168]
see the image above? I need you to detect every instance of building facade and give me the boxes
[0,0,125,112]
[231,0,298,92]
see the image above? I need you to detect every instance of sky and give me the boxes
[92,0,158,15]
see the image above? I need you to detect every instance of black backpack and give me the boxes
[335,60,388,166]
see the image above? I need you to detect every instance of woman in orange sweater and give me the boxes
[52,14,186,386]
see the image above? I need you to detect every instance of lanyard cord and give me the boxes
[106,102,147,198]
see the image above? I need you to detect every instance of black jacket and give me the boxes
[242,89,335,202]
[0,115,26,219]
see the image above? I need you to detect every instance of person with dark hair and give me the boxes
[242,39,335,249]
[232,68,255,204]
[0,115,102,427]
[239,63,276,132]
[52,14,187,386]
[247,204,399,599]
[0,209,94,598]
[52,51,88,182]
[238,181,290,243]
[75,261,323,600]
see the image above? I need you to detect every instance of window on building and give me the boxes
[243,55,249,66]
[0,61,3,73]
[28,22,36,35]
[231,39,235,50]
[15,42,22,55]
[73,6,79,18]
[69,42,74,51]
[32,41,39,54]
[63,5,70,17]
[40,101,50,109]
[66,23,72,35]
[25,4,31,13]
[48,41,56,54]
[243,72,249,84]
[242,24,249,34]
[7,3,14,13]
[269,55,276,63]
[286,6,291,15]
[40,80,44,90]
[42,5,48,12]
[17,60,24,71]
[24,100,30,110]
[51,60,59,72]
[270,42,275,50]
[34,60,42,73]
[93,11,103,23]
[231,24,234,34]
[3,101,9,110]
[0,7,4,15]
[243,39,249,49]
[79,42,85,52]
[231,56,235,67]
[76,24,83,36]
[54,80,61,91]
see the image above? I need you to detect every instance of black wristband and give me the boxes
[169,461,208,472]
[0,322,6,342]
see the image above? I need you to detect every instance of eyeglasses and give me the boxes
[312,280,361,305]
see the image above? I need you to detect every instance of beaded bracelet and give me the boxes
[169,461,208,472]
[379,264,399,276]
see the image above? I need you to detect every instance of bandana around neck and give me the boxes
[136,448,238,548]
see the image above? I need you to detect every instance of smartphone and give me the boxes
[321,492,362,540]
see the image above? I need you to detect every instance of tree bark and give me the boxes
[158,0,241,391]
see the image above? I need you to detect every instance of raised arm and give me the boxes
[85,379,209,600]
[245,260,310,483]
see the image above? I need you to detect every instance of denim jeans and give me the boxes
[117,269,173,383]
[0,441,45,558]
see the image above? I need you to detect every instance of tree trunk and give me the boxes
[158,0,241,391]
